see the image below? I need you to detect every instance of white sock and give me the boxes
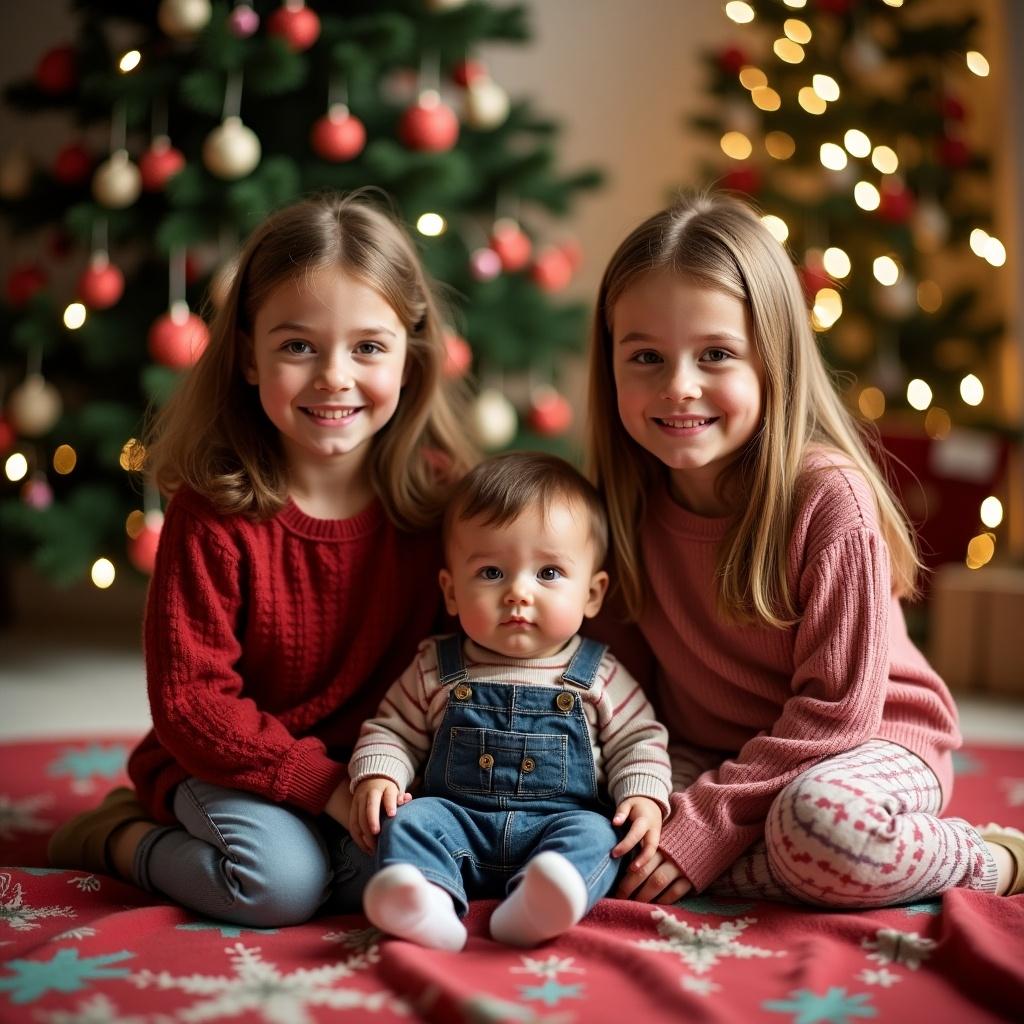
[489,851,588,947]
[363,864,467,951]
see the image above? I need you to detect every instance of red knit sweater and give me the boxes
[127,488,444,824]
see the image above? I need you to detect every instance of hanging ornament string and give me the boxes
[169,245,188,322]
[203,71,261,179]
[311,75,366,162]
[223,69,243,123]
[111,100,127,156]
[93,100,141,208]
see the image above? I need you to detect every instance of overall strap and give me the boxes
[560,637,608,691]
[435,633,468,685]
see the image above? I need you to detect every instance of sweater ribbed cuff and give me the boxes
[612,775,672,818]
[281,745,348,816]
[658,801,755,892]
[348,754,412,793]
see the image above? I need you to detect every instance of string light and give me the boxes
[53,444,76,474]
[871,146,899,174]
[721,131,753,160]
[844,130,872,158]
[960,374,984,406]
[416,213,446,236]
[5,453,28,482]
[819,143,847,170]
[739,67,767,90]
[906,379,932,411]
[924,407,951,439]
[812,288,842,329]
[118,50,141,73]
[873,256,900,285]
[63,302,86,329]
[797,86,825,113]
[858,387,885,420]
[980,496,1004,528]
[126,509,147,539]
[91,557,116,589]
[761,214,789,243]
[854,181,880,210]
[966,533,995,570]
[765,131,796,159]
[966,51,990,77]
[725,1,755,24]
[774,39,805,64]
[917,281,942,312]
[784,20,812,44]
[823,247,851,278]
[882,0,904,7]
[812,74,840,101]
[783,0,807,7]
[985,237,1006,267]
[752,86,781,111]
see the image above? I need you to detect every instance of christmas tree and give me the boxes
[691,0,1017,571]
[0,0,601,590]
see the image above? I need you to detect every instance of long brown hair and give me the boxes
[147,191,477,529]
[587,192,921,626]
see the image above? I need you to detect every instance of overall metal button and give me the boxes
[479,753,494,769]
[521,757,536,773]
[454,684,472,701]
[556,691,574,712]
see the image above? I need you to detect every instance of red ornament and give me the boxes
[799,264,832,302]
[721,164,762,195]
[489,219,532,273]
[22,475,53,510]
[443,332,472,378]
[148,310,210,369]
[469,247,502,282]
[310,106,367,162]
[128,521,163,574]
[816,0,854,14]
[267,2,321,52]
[53,142,93,185]
[77,257,125,309]
[938,134,970,169]
[6,263,48,308]
[452,58,488,87]
[717,46,748,75]
[139,138,185,192]
[35,45,77,95]
[876,181,915,225]
[530,246,574,293]
[940,93,966,122]
[398,93,460,153]
[0,416,14,454]
[527,389,573,437]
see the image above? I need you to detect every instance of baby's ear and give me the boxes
[583,570,610,619]
[438,568,459,616]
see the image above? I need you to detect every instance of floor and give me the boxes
[2,622,1023,745]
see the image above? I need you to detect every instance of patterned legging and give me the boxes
[669,739,1000,907]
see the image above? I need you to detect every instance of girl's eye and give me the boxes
[703,348,731,363]
[355,341,383,355]
[538,566,563,581]
[283,340,312,355]
[479,566,502,581]
[630,350,662,365]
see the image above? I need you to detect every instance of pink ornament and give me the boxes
[310,106,366,162]
[35,45,77,95]
[267,2,320,51]
[530,246,573,293]
[228,3,260,37]
[527,389,573,437]
[129,522,163,574]
[148,309,210,369]
[559,238,583,273]
[489,219,531,273]
[140,138,185,192]
[77,257,125,309]
[6,263,48,308]
[469,247,502,282]
[22,475,54,510]
[398,93,459,153]
[53,142,93,185]
[443,332,472,378]
[452,58,488,87]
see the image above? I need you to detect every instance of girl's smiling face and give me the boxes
[611,271,765,516]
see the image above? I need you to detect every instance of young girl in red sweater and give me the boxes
[49,193,476,925]
[587,193,1023,907]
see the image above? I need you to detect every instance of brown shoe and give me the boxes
[47,786,151,875]
[978,823,1024,896]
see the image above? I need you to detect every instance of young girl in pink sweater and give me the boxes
[586,193,1023,907]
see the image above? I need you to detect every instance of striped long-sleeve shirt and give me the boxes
[349,634,673,815]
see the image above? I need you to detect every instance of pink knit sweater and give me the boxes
[634,454,960,891]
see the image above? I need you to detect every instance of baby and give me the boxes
[348,451,672,949]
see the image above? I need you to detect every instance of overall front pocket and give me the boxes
[444,727,567,798]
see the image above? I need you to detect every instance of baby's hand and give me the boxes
[610,796,663,870]
[351,778,410,855]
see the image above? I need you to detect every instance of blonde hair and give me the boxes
[147,191,477,530]
[587,192,921,627]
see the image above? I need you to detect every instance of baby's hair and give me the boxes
[443,452,609,568]
[587,191,921,626]
[146,190,476,529]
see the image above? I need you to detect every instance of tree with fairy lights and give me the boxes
[0,0,601,592]
[692,0,1016,571]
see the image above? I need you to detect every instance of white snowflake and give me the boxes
[681,974,721,996]
[68,875,102,892]
[635,910,784,975]
[53,926,99,942]
[1000,778,1024,807]
[858,967,902,988]
[861,928,936,970]
[509,955,585,980]
[131,942,407,1023]
[0,872,76,932]
[32,992,175,1024]
[0,792,53,839]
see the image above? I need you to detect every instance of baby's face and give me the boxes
[439,500,608,659]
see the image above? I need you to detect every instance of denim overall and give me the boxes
[376,635,622,916]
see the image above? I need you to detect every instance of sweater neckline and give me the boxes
[651,481,733,541]
[463,634,583,671]
[277,495,384,540]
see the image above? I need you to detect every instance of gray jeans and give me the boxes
[132,778,374,926]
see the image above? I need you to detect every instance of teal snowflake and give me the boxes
[952,751,983,776]
[47,745,128,783]
[678,894,756,916]
[764,988,876,1024]
[900,899,942,917]
[0,949,134,1005]
[518,979,584,1007]
[176,920,279,938]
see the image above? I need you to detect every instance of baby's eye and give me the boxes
[283,340,312,355]
[630,350,662,365]
[478,566,503,581]
[703,348,731,363]
[538,566,563,581]
[355,341,383,355]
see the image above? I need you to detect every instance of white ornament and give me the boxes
[463,77,510,131]
[158,0,212,39]
[470,388,517,449]
[92,151,142,209]
[723,98,759,137]
[874,277,916,320]
[845,34,884,77]
[8,374,63,438]
[0,149,33,200]
[913,200,950,252]
[203,117,261,179]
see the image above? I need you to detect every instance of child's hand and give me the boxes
[614,848,692,904]
[350,777,410,855]
[611,796,663,869]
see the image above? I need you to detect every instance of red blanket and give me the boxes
[1,736,1021,1022]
